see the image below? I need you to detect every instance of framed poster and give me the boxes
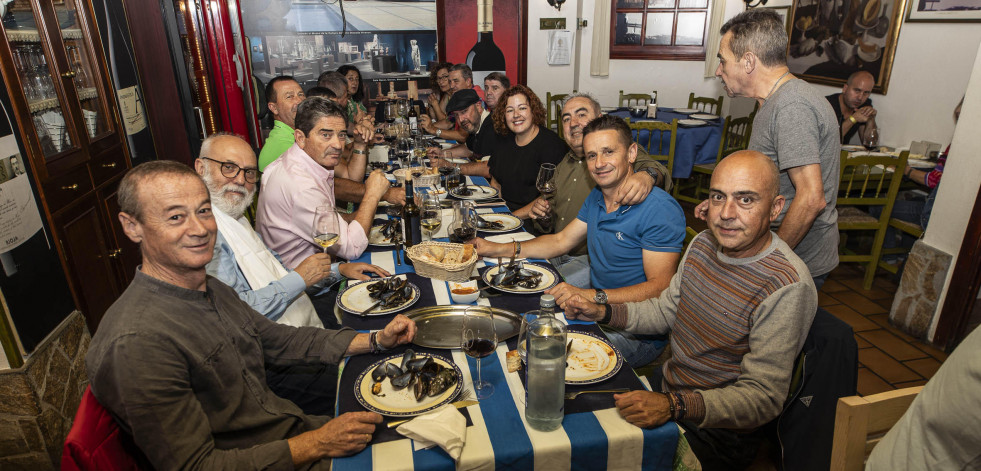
[907,0,981,22]
[787,0,907,94]
[437,0,528,85]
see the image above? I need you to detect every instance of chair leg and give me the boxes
[865,228,890,290]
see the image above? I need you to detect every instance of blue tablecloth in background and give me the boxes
[610,108,724,179]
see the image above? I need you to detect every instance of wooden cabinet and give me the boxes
[0,0,136,331]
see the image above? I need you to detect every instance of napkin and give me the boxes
[396,404,467,460]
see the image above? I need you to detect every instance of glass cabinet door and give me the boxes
[54,0,111,143]
[3,0,78,159]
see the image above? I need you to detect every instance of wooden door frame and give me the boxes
[934,183,981,350]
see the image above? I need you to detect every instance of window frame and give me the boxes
[609,0,712,61]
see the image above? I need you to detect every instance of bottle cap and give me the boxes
[540,294,556,308]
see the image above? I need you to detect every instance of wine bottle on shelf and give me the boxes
[466,0,506,86]
[402,178,423,249]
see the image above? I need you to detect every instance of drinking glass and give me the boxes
[516,310,542,364]
[448,200,476,243]
[535,163,557,227]
[462,306,497,399]
[863,127,879,155]
[312,205,342,253]
[445,165,462,193]
[421,194,443,241]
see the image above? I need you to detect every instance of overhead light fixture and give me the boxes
[744,0,768,7]
[547,0,566,11]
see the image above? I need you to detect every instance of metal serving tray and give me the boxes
[405,305,522,349]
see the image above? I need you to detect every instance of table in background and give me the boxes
[333,177,678,470]
[610,108,724,179]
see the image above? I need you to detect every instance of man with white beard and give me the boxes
[197,133,388,329]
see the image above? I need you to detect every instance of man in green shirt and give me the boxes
[259,76,305,171]
[528,93,672,288]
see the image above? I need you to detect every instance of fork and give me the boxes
[564,388,630,400]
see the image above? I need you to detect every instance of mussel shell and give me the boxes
[413,374,428,401]
[382,362,403,378]
[428,369,457,397]
[400,349,416,371]
[391,371,414,389]
[406,356,432,373]
[371,363,389,382]
[420,360,442,376]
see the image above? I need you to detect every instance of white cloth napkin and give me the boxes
[396,404,467,460]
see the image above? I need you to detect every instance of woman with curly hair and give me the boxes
[336,65,368,123]
[489,84,567,217]
[427,62,453,122]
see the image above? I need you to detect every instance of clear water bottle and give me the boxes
[525,317,566,431]
[540,294,556,318]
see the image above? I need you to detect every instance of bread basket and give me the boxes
[407,242,478,282]
[394,168,441,187]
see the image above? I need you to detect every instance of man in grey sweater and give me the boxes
[86,161,417,470]
[567,151,817,470]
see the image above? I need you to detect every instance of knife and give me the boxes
[387,399,479,428]
[360,300,383,317]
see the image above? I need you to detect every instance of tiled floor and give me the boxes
[678,201,948,397]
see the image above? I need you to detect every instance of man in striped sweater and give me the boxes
[567,150,818,470]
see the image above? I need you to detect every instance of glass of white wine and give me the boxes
[312,204,342,253]
[421,193,442,241]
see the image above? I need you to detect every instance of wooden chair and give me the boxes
[545,91,574,138]
[687,92,723,115]
[877,217,924,275]
[675,115,754,204]
[629,119,679,197]
[619,90,653,108]
[836,150,909,289]
[829,387,923,471]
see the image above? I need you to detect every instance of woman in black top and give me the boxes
[488,84,568,217]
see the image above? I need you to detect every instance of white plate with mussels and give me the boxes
[337,276,420,316]
[481,261,559,294]
[355,351,464,417]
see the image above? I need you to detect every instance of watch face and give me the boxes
[595,290,608,304]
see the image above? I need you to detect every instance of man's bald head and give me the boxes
[847,71,874,87]
[842,71,874,110]
[708,150,785,258]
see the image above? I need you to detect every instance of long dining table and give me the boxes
[609,108,724,179]
[331,175,680,471]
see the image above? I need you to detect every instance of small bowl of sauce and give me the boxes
[449,280,479,304]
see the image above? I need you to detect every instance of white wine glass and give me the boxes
[421,193,442,241]
[535,163,556,226]
[462,306,497,399]
[312,205,342,253]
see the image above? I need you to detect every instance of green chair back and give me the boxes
[619,90,654,108]
[628,119,678,190]
[836,150,909,289]
[718,115,753,161]
[545,91,574,138]
[687,93,724,115]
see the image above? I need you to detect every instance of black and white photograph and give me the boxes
[907,0,981,21]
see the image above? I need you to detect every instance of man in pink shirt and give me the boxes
[257,98,390,267]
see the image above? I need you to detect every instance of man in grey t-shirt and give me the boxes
[702,9,840,286]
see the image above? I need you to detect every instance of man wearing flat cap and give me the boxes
[427,89,505,177]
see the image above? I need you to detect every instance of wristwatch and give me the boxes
[436,129,442,137]
[593,289,608,305]
[641,167,661,186]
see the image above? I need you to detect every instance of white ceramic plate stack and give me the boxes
[690,113,719,120]
[678,119,707,127]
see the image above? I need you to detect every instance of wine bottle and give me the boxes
[408,104,419,134]
[466,0,506,86]
[402,178,423,248]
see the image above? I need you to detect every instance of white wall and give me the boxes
[525,0,981,147]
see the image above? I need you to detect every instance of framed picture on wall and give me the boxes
[786,0,907,94]
[907,0,981,22]
[437,0,528,85]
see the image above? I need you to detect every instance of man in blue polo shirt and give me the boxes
[472,115,685,366]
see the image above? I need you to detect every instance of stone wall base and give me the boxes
[890,240,952,341]
[0,311,89,470]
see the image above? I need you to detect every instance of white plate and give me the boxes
[600,106,618,113]
[907,159,937,169]
[690,113,719,120]
[355,353,464,417]
[368,222,398,247]
[672,108,699,114]
[450,185,500,200]
[337,276,420,316]
[446,158,470,165]
[475,213,523,233]
[841,145,865,152]
[565,332,624,385]
[678,119,707,127]
[481,262,559,294]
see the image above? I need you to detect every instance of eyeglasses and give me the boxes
[201,157,260,183]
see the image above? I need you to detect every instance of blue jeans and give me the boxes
[602,327,668,367]
[549,254,592,289]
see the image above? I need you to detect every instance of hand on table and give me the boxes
[563,295,606,322]
[546,282,594,309]
[470,237,506,257]
[378,314,417,348]
[614,391,672,429]
[339,263,390,281]
[294,252,333,287]
[617,170,655,206]
[313,411,383,457]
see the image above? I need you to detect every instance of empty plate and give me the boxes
[678,119,707,127]
[672,108,699,114]
[690,113,719,120]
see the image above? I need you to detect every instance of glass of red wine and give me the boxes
[863,127,879,156]
[462,306,497,399]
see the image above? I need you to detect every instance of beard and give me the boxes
[203,167,256,219]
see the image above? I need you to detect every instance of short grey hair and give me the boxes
[720,9,788,67]
[450,64,473,82]
[561,92,602,115]
[119,161,202,222]
[317,71,348,97]
[294,97,347,136]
